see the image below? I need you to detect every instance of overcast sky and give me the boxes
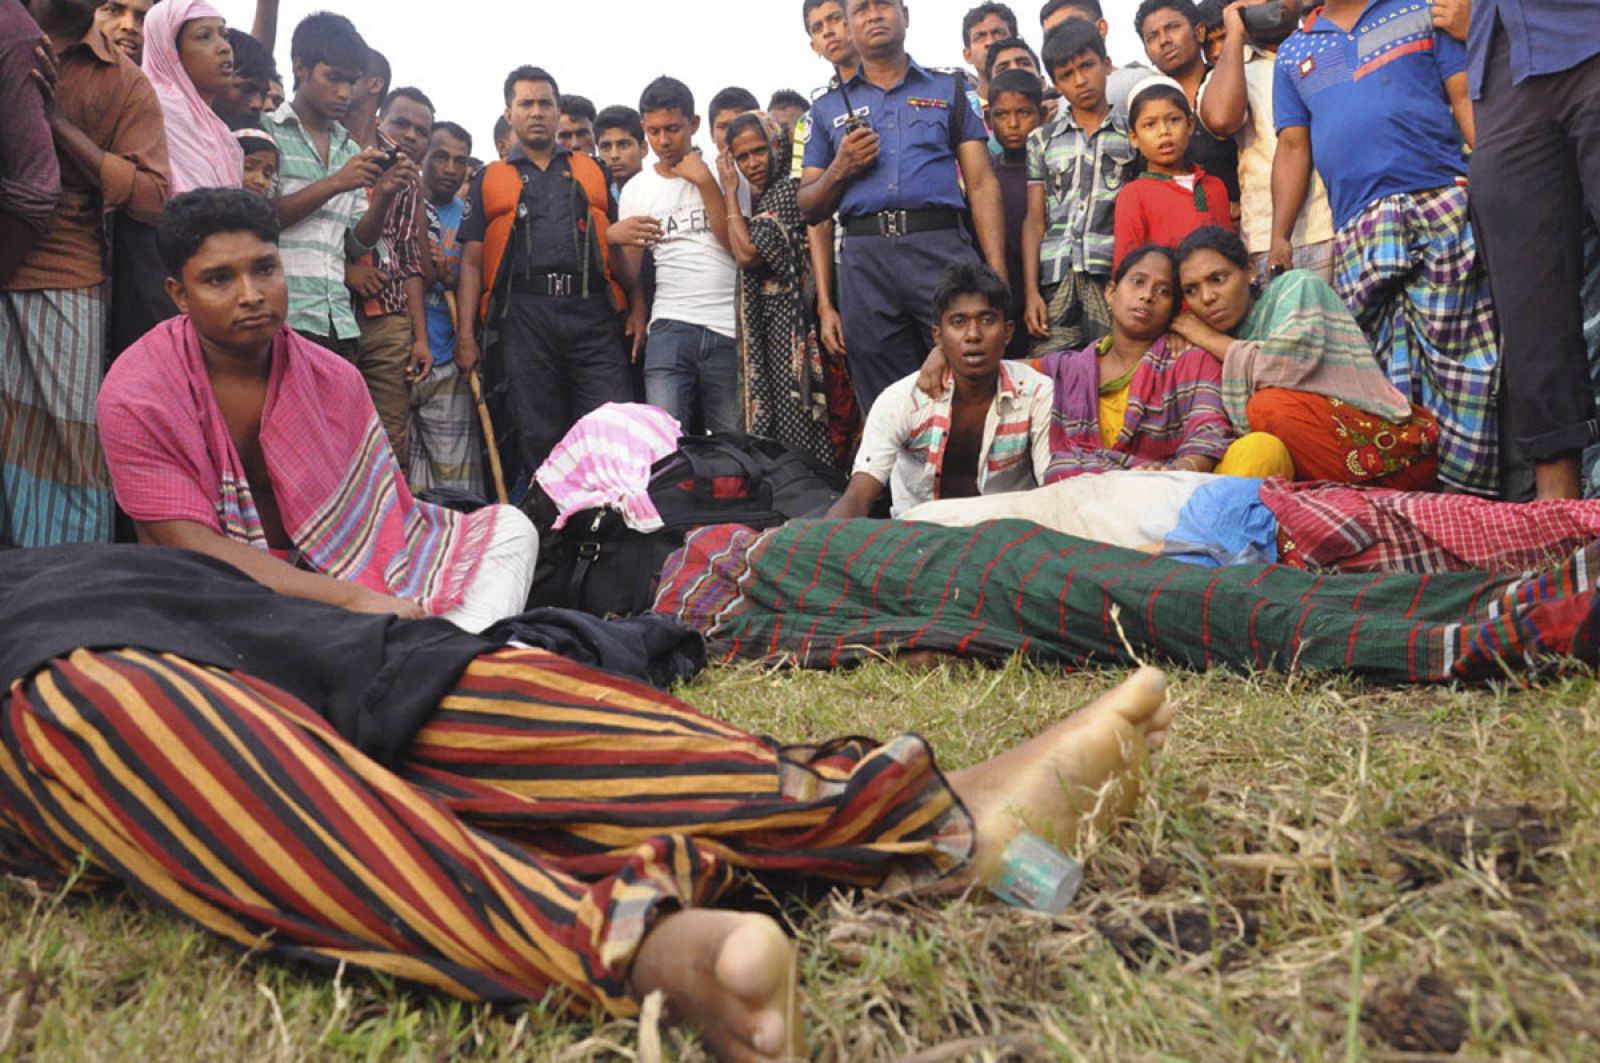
[214,0,1147,157]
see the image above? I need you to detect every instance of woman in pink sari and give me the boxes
[142,0,242,193]
[112,0,243,354]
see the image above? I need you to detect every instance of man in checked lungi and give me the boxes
[1,0,170,546]
[1268,0,1499,498]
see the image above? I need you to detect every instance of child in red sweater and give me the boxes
[1113,76,1232,270]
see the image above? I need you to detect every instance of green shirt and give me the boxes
[264,101,368,340]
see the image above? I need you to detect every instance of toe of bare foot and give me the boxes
[632,909,803,1062]
[1105,666,1170,726]
[714,915,801,1059]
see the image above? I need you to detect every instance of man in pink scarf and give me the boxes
[99,188,537,631]
[140,0,241,192]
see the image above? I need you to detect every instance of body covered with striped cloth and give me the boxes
[0,545,972,1014]
[98,318,498,614]
[654,518,1600,682]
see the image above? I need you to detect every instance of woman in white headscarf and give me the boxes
[142,0,242,192]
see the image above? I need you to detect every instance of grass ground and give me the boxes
[2,657,1597,1061]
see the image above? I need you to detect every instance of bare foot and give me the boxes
[629,909,803,1062]
[948,666,1175,885]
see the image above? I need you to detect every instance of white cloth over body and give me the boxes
[902,471,1214,550]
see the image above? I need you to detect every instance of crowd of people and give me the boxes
[0,0,1598,1055]
[2,0,1597,567]
[0,0,1595,591]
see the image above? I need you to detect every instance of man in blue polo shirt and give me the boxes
[1467,0,1600,501]
[798,0,1008,413]
[1270,0,1498,499]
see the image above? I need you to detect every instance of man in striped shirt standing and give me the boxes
[351,86,435,467]
[263,13,408,360]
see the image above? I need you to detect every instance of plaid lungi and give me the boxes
[655,519,1600,683]
[1334,185,1500,497]
[406,361,484,497]
[1031,270,1112,357]
[0,287,113,545]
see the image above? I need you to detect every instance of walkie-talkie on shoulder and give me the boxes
[834,67,870,134]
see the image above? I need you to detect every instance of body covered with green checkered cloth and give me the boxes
[654,519,1600,682]
[264,102,369,341]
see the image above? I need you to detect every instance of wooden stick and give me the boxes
[468,368,509,504]
[443,290,510,505]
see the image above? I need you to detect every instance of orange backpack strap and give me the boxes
[569,152,626,309]
[478,161,523,320]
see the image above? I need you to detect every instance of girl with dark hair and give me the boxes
[719,111,847,467]
[1172,227,1439,488]
[1035,244,1289,479]
[1112,77,1232,271]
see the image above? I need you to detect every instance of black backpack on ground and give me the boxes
[526,433,846,617]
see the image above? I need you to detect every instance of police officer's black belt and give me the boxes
[509,272,586,297]
[842,208,962,238]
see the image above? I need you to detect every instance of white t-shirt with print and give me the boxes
[618,166,738,339]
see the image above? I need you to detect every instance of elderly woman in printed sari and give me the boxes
[718,111,845,468]
[1171,227,1440,489]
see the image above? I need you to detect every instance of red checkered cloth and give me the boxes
[1261,480,1600,574]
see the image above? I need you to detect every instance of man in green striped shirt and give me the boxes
[264,12,406,355]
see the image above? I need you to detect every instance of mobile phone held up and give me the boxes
[1241,0,1289,37]
[377,145,403,172]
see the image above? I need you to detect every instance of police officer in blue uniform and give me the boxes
[797,0,1008,413]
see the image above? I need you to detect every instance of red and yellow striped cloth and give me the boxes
[0,647,971,1014]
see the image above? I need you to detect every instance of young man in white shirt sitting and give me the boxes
[828,262,1054,518]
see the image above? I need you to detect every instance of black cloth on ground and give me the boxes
[483,608,707,689]
[0,545,491,766]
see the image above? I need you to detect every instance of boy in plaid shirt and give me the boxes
[1022,18,1137,355]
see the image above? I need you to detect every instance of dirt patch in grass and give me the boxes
[1362,973,1469,1054]
[1385,802,1563,886]
[1096,904,1262,969]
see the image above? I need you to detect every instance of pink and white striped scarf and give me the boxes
[535,403,683,532]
